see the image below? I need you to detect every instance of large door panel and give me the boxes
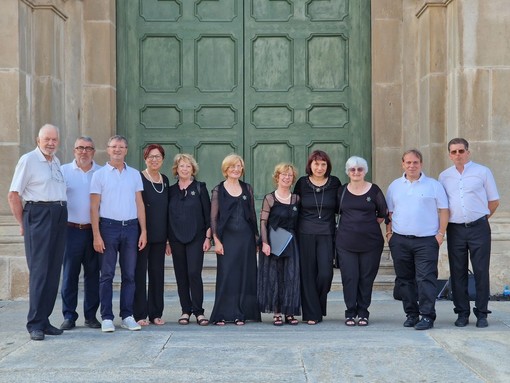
[117,0,371,198]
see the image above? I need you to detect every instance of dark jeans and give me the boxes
[447,217,491,318]
[23,203,67,332]
[61,226,100,321]
[389,234,439,320]
[170,235,206,316]
[134,242,166,321]
[336,246,382,319]
[99,218,139,320]
[298,233,334,322]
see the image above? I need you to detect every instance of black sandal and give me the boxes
[273,315,283,326]
[234,319,245,326]
[196,315,209,326]
[358,317,369,326]
[285,315,299,325]
[345,317,356,326]
[178,313,190,325]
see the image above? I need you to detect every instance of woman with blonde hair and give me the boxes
[209,154,261,325]
[168,153,211,326]
[258,163,301,326]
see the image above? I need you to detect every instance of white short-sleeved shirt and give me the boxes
[386,172,449,237]
[9,147,67,202]
[61,160,102,224]
[90,162,143,221]
[439,161,499,224]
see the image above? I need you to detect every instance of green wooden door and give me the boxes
[117,0,371,198]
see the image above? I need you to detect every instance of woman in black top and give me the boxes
[210,154,261,325]
[335,156,387,326]
[258,163,301,326]
[294,150,341,324]
[134,144,169,326]
[168,153,212,326]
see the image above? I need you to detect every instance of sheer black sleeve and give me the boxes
[259,193,275,245]
[210,184,220,237]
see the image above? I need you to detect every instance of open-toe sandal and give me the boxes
[196,315,209,326]
[214,320,225,326]
[273,315,283,326]
[137,319,150,326]
[285,315,299,325]
[307,320,318,325]
[152,317,165,325]
[178,313,190,325]
[234,319,245,326]
[345,317,356,326]
[357,317,369,326]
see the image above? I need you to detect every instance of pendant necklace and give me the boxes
[274,190,291,202]
[145,170,164,194]
[313,186,325,219]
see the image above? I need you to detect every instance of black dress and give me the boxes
[134,172,169,322]
[257,192,301,316]
[210,181,261,323]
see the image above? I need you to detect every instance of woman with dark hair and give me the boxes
[336,156,388,327]
[258,163,301,326]
[134,144,169,326]
[210,154,261,326]
[168,153,211,326]
[294,150,341,324]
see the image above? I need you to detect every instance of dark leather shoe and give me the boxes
[415,317,434,330]
[476,317,488,328]
[60,319,76,330]
[454,316,469,327]
[403,316,419,327]
[30,330,45,341]
[44,324,64,335]
[84,318,101,329]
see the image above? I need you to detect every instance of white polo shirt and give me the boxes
[386,172,448,237]
[9,147,67,202]
[90,162,143,221]
[61,160,102,224]
[439,161,499,224]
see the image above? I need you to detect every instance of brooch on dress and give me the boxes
[366,197,372,202]
[191,191,196,196]
[242,195,247,200]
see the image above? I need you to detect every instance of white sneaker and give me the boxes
[121,316,141,331]
[101,319,115,332]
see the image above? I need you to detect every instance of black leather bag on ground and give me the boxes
[437,270,477,301]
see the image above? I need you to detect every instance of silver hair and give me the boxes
[345,156,368,175]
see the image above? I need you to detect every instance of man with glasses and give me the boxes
[439,138,499,328]
[90,135,147,332]
[386,149,449,330]
[59,137,102,331]
[7,124,68,341]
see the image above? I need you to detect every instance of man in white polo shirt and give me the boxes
[60,136,102,330]
[90,135,147,332]
[439,138,499,328]
[8,124,68,341]
[386,149,449,330]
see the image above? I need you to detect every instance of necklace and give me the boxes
[145,170,164,194]
[275,190,291,202]
[313,185,325,219]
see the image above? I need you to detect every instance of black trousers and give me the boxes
[336,246,382,319]
[23,203,67,332]
[389,234,439,320]
[133,242,166,321]
[298,233,334,322]
[170,235,206,316]
[447,217,491,318]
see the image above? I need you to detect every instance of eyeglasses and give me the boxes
[450,149,466,155]
[280,173,293,178]
[348,167,365,173]
[147,155,163,161]
[228,165,243,170]
[108,145,127,150]
[75,146,95,152]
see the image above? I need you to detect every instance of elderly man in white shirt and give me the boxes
[7,124,68,341]
[60,136,102,331]
[386,149,449,330]
[439,138,499,328]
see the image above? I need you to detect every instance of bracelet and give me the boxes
[437,232,445,237]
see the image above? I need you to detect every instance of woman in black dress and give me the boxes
[134,144,169,326]
[336,156,387,326]
[294,150,341,324]
[168,153,212,326]
[210,154,261,326]
[258,163,301,326]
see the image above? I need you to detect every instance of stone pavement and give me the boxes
[0,291,509,383]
